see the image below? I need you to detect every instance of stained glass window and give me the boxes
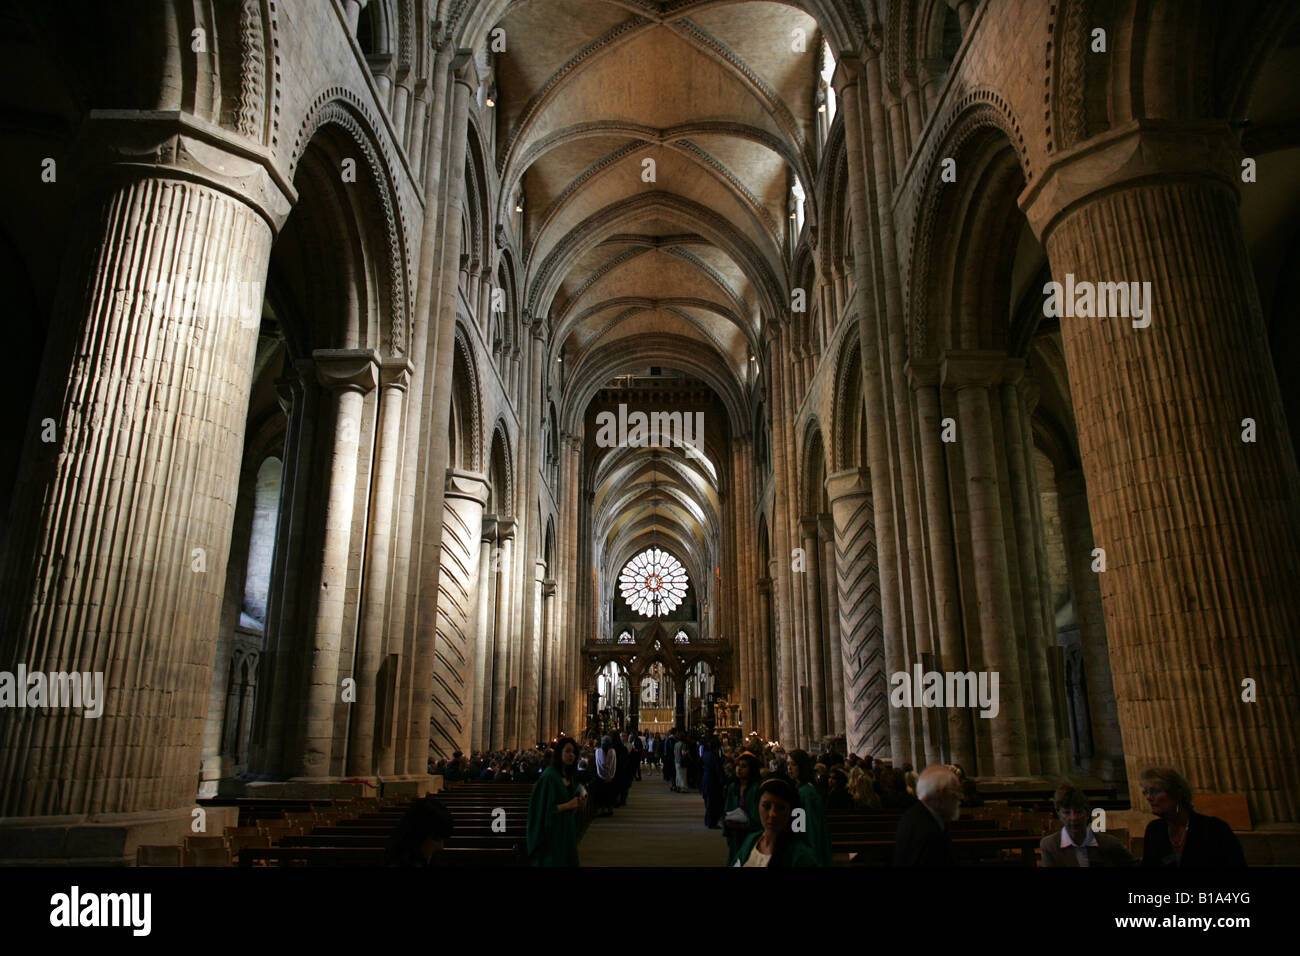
[618,547,689,617]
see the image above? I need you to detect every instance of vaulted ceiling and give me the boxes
[490,0,832,583]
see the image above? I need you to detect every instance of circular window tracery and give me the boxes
[618,547,689,617]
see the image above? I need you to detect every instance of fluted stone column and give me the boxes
[820,515,846,736]
[541,578,557,737]
[1057,469,1124,782]
[1024,123,1300,822]
[296,349,379,778]
[825,469,888,759]
[0,138,288,857]
[490,519,517,750]
[907,361,975,769]
[1000,360,1063,776]
[800,517,828,741]
[472,519,497,752]
[349,360,411,777]
[942,351,1029,776]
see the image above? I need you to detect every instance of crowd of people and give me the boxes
[432,735,1246,869]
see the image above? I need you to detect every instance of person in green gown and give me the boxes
[526,736,586,866]
[787,749,833,866]
[732,776,819,867]
[722,751,763,865]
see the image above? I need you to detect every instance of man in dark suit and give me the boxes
[1040,784,1137,867]
[893,765,960,865]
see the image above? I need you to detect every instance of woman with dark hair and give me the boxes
[526,737,586,866]
[787,749,833,866]
[385,796,455,866]
[723,751,763,865]
[731,776,819,867]
[1140,766,1246,867]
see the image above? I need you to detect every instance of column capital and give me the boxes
[379,358,414,391]
[1020,119,1242,245]
[824,467,870,504]
[481,516,499,543]
[543,579,557,597]
[905,358,940,390]
[450,49,477,88]
[313,349,380,393]
[817,514,835,539]
[497,517,518,541]
[445,468,490,505]
[940,349,1006,389]
[799,516,820,539]
[75,111,296,233]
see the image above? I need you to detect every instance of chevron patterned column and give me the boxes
[430,470,490,759]
[826,468,888,760]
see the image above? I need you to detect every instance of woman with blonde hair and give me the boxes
[1139,766,1245,867]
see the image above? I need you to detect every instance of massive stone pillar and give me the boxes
[430,470,490,759]
[907,362,975,769]
[0,126,289,859]
[349,360,411,777]
[297,349,379,778]
[836,57,906,764]
[825,469,888,760]
[942,351,1030,776]
[1023,125,1300,821]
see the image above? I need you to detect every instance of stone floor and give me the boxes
[578,774,728,867]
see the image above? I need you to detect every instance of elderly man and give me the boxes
[1040,784,1137,867]
[892,765,961,866]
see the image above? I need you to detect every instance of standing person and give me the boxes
[594,734,618,816]
[675,730,690,792]
[1139,766,1246,868]
[630,731,644,782]
[526,737,585,866]
[731,776,819,867]
[664,730,678,791]
[701,736,725,828]
[787,749,833,866]
[613,732,632,807]
[723,752,763,865]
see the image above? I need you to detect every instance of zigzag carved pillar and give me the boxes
[0,139,287,860]
[429,470,489,759]
[1024,124,1300,823]
[825,469,888,760]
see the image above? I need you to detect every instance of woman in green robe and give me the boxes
[787,749,833,866]
[722,751,763,865]
[732,776,819,867]
[526,736,586,866]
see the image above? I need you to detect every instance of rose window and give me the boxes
[618,548,689,617]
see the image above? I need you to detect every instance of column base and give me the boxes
[0,806,240,866]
